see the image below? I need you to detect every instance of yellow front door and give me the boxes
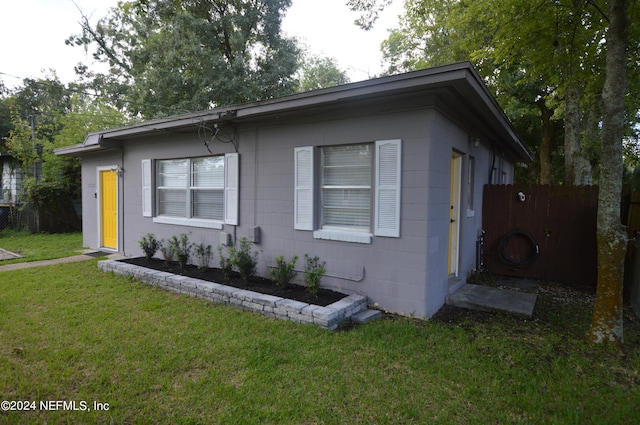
[100,169,118,249]
[448,154,461,276]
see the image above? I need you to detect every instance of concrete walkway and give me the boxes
[0,251,116,272]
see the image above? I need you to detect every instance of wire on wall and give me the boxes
[196,117,238,154]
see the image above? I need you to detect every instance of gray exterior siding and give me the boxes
[64,63,529,319]
[79,107,511,319]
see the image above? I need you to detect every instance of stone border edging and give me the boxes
[98,259,367,330]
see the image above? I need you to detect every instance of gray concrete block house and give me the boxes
[57,62,531,319]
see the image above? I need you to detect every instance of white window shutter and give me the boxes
[141,159,152,217]
[224,153,239,225]
[375,139,402,237]
[294,146,314,230]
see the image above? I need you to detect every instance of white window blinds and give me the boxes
[321,144,372,231]
[158,159,189,217]
[192,156,224,221]
[149,154,238,225]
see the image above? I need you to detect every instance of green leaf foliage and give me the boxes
[377,0,640,184]
[270,255,298,288]
[139,233,162,261]
[297,55,350,92]
[68,0,301,118]
[1,76,127,232]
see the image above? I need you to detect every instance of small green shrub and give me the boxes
[218,245,233,279]
[231,237,258,281]
[160,240,174,264]
[304,254,326,295]
[138,233,161,261]
[193,243,213,269]
[270,255,298,288]
[169,233,192,268]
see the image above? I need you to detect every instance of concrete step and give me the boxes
[351,309,382,324]
[446,284,537,318]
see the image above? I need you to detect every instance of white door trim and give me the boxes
[97,166,119,251]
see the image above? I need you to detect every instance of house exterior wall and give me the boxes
[79,107,514,319]
[250,110,430,317]
[0,159,21,204]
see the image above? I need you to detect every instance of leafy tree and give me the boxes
[11,75,71,148]
[351,0,637,345]
[347,0,395,30]
[45,93,127,197]
[585,0,629,347]
[297,55,350,92]
[362,0,639,187]
[0,81,12,145]
[68,0,300,119]
[4,76,126,231]
[374,0,565,184]
[4,76,70,183]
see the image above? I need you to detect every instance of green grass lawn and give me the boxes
[0,230,83,265]
[0,260,639,424]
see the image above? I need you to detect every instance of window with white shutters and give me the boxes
[146,154,238,228]
[294,140,401,242]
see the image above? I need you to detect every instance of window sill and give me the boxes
[153,216,224,230]
[313,229,372,244]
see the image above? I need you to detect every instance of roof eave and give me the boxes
[55,143,105,156]
[460,68,533,161]
[59,62,531,161]
[55,134,122,156]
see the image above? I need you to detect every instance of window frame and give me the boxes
[319,143,373,233]
[143,153,238,230]
[294,140,401,244]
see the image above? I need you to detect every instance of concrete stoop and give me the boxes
[446,283,537,318]
[351,309,382,324]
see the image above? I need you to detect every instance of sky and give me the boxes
[0,0,405,90]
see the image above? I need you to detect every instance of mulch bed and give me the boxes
[119,257,347,307]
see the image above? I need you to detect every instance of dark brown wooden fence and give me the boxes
[482,184,598,288]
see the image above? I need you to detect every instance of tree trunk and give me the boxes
[564,83,593,185]
[580,102,600,185]
[586,0,629,346]
[537,98,553,185]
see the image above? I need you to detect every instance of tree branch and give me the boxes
[72,1,132,73]
[586,0,610,23]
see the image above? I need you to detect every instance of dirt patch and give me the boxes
[119,257,346,307]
